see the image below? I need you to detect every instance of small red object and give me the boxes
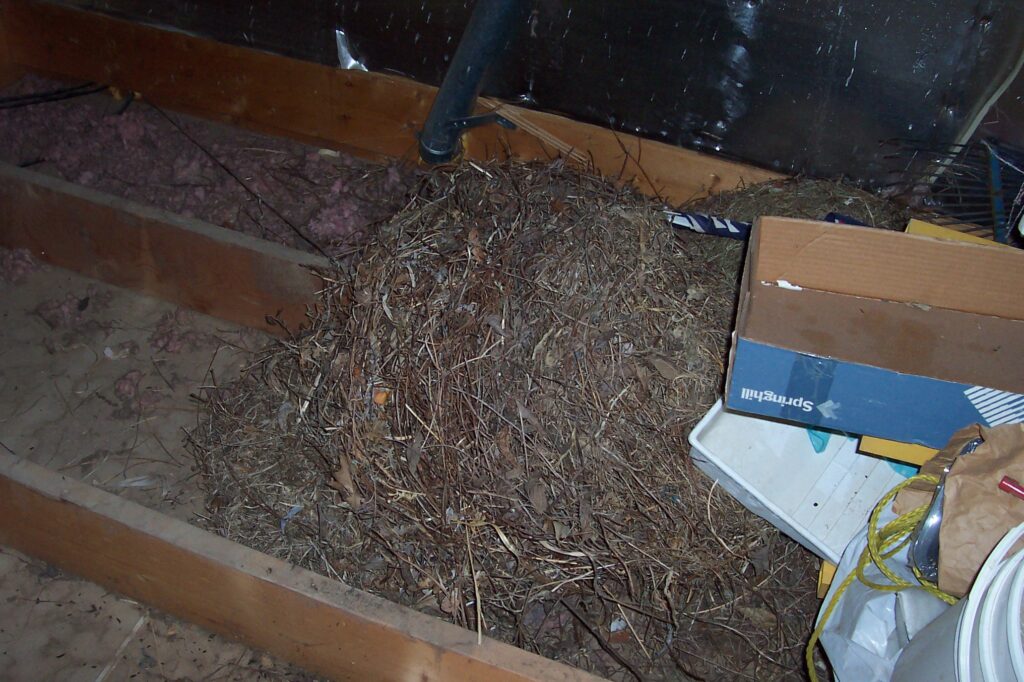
[999,476,1024,501]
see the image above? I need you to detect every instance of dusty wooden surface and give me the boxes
[0,163,325,335]
[3,0,780,204]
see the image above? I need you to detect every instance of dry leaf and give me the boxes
[538,540,587,557]
[496,428,513,462]
[516,400,545,435]
[468,228,486,263]
[491,523,521,558]
[545,519,571,540]
[275,400,295,431]
[406,433,424,474]
[579,499,593,535]
[737,605,778,631]
[504,463,525,482]
[328,456,363,507]
[633,362,651,391]
[484,314,509,337]
[527,478,549,515]
[651,357,684,381]
[686,284,708,302]
[354,288,372,305]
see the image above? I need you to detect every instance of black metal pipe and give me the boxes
[418,0,521,164]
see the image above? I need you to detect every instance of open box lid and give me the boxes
[734,217,1024,396]
[748,217,1024,320]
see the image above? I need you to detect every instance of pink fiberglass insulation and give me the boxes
[148,309,206,354]
[35,293,89,329]
[33,285,110,329]
[114,369,143,401]
[0,76,417,256]
[0,247,38,284]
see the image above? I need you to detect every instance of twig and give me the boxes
[466,524,483,646]
[559,598,645,682]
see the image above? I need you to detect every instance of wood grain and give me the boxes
[0,163,325,335]
[0,0,24,87]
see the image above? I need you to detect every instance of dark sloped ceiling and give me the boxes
[63,0,1024,184]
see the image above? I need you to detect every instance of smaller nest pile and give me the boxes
[191,161,817,680]
[686,177,911,229]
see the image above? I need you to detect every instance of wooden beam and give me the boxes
[0,453,597,682]
[0,163,325,335]
[0,0,23,87]
[2,0,780,204]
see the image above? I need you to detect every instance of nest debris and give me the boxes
[190,160,821,680]
[685,176,911,229]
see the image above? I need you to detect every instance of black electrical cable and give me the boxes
[0,82,100,104]
[148,103,331,259]
[0,82,107,110]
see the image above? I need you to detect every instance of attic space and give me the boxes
[1,2,1023,681]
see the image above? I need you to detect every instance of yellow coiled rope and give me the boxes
[806,473,958,681]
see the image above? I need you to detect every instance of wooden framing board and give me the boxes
[1,0,781,204]
[0,453,598,682]
[0,163,325,335]
[0,0,21,88]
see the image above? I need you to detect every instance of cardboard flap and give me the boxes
[752,217,1024,320]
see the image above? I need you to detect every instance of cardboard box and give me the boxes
[725,217,1024,448]
[853,219,1005,464]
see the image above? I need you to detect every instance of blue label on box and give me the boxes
[726,338,1024,448]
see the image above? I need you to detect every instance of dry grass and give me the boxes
[189,160,822,680]
[684,177,911,229]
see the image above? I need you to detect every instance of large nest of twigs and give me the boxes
[191,160,819,680]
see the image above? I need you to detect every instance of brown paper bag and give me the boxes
[892,425,983,517]
[938,424,1024,597]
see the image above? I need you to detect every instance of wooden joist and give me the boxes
[0,164,325,335]
[1,0,781,204]
[0,2,21,87]
[0,453,598,682]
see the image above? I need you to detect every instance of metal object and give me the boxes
[335,29,367,71]
[882,138,1024,242]
[417,0,522,164]
[909,437,984,583]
